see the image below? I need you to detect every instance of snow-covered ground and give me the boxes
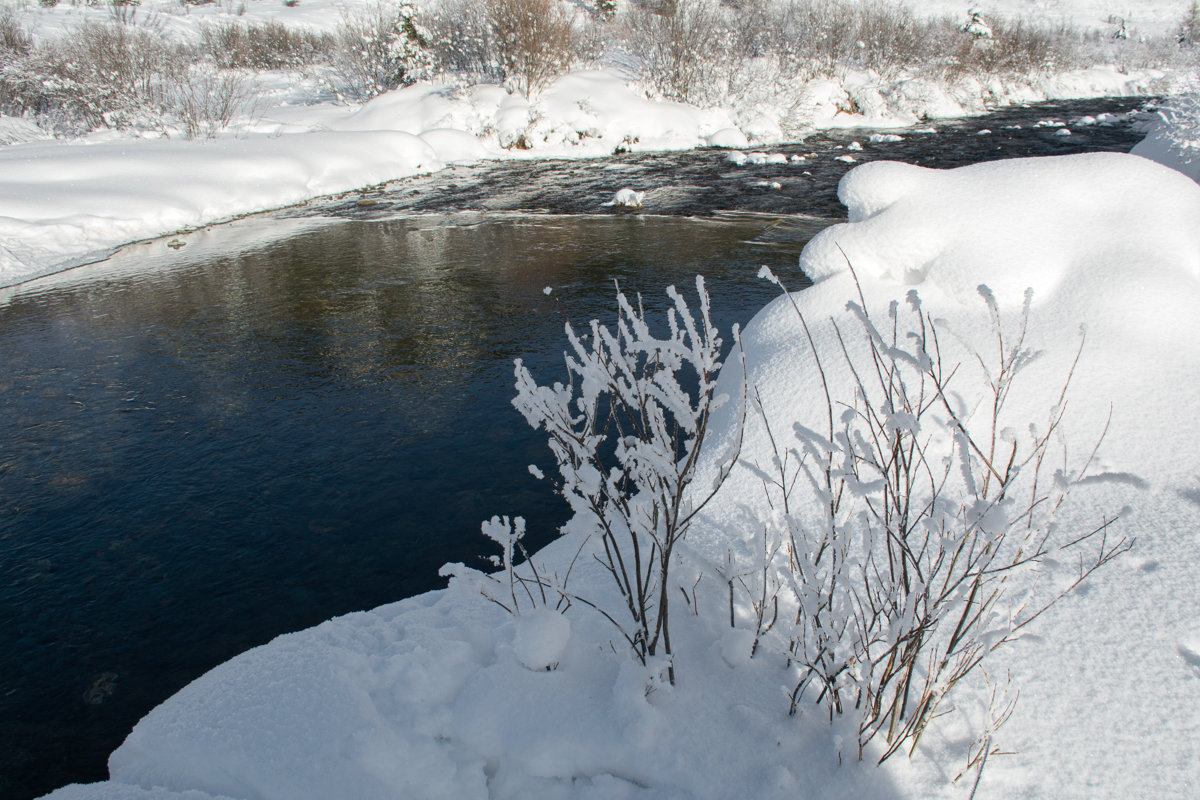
[7,0,1200,797]
[38,144,1200,799]
[0,64,1183,288]
[1,0,1196,287]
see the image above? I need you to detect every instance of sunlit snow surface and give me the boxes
[0,55,1179,287]
[40,150,1200,799]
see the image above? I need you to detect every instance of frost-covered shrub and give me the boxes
[330,0,435,101]
[485,269,1126,764]
[0,8,29,58]
[0,8,32,113]
[498,279,739,683]
[950,16,1079,76]
[1156,84,1200,164]
[168,65,255,139]
[0,15,259,137]
[4,20,188,131]
[622,0,735,104]
[484,0,580,96]
[200,20,336,70]
[744,271,1130,763]
[426,0,501,82]
[1181,1,1200,46]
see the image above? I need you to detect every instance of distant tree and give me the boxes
[1180,1,1200,46]
[391,1,436,85]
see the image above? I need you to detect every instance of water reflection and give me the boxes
[0,212,811,799]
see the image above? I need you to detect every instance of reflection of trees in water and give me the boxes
[1,216,801,436]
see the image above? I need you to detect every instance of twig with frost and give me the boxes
[752,268,1131,763]
[509,276,744,683]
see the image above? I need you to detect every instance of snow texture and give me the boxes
[40,151,1200,800]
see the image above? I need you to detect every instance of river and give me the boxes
[0,96,1147,799]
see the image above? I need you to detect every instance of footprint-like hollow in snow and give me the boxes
[1178,638,1200,674]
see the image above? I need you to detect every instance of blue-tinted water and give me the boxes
[0,213,810,798]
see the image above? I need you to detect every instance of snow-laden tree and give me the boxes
[390,1,436,86]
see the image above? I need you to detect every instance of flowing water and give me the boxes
[0,97,1148,799]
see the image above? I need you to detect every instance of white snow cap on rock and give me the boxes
[603,188,646,208]
[801,152,1200,302]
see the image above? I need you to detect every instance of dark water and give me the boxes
[301,97,1147,219]
[0,214,809,799]
[0,96,1150,799]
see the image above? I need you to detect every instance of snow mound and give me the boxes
[706,128,750,148]
[602,188,646,208]
[801,153,1200,301]
[513,608,571,671]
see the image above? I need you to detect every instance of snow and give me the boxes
[800,153,1200,298]
[0,130,442,285]
[0,0,1190,287]
[513,607,572,671]
[1134,120,1200,181]
[39,149,1200,800]
[602,188,646,208]
[1132,89,1200,183]
[8,0,1200,796]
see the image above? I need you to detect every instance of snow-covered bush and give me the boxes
[505,279,740,683]
[330,0,435,100]
[200,20,337,70]
[484,0,580,96]
[746,271,1130,763]
[623,0,736,104]
[951,16,1078,77]
[485,267,1127,763]
[3,19,188,132]
[1142,79,1200,170]
[0,7,28,59]
[169,65,255,140]
[0,8,31,114]
[1183,1,1200,46]
[426,0,502,82]
[618,0,1092,103]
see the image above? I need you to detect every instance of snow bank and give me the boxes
[0,71,748,288]
[42,152,1200,800]
[799,153,1200,300]
[0,131,442,286]
[1132,90,1200,183]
